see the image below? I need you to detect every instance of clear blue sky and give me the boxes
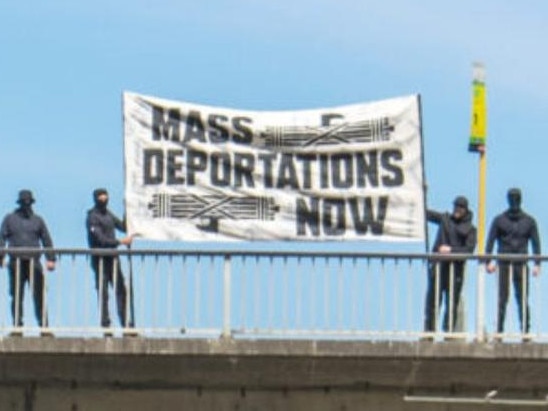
[2,0,548,252]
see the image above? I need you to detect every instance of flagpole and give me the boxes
[469,62,487,341]
[478,148,487,252]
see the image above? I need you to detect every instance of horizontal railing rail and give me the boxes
[4,248,548,264]
[0,248,546,342]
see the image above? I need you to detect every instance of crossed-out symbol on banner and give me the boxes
[260,117,395,148]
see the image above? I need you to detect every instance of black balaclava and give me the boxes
[93,188,109,212]
[17,189,35,217]
[507,188,522,215]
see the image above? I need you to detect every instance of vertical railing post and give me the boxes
[222,254,231,338]
[476,261,486,342]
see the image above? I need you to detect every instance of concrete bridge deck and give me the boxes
[2,337,548,410]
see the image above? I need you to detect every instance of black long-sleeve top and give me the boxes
[86,206,126,249]
[485,209,541,264]
[0,208,56,262]
[427,209,477,254]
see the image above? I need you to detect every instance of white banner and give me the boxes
[124,92,426,242]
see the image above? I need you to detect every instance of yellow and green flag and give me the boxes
[468,62,487,152]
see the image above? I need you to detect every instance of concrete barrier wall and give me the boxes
[2,338,548,410]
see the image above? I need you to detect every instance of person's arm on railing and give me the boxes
[38,216,56,271]
[530,218,541,276]
[485,217,499,273]
[0,216,7,268]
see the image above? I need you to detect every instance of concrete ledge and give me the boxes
[2,337,548,359]
[1,338,547,392]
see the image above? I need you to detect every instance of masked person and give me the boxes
[86,188,135,336]
[423,196,477,338]
[486,188,541,341]
[0,190,56,336]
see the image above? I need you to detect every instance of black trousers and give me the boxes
[8,258,47,327]
[91,256,133,328]
[497,262,530,333]
[424,261,464,332]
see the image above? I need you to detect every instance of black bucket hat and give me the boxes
[17,189,35,204]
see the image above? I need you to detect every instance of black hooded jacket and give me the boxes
[427,209,477,254]
[0,207,56,262]
[485,209,541,261]
[86,206,126,249]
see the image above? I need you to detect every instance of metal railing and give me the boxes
[0,248,546,342]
